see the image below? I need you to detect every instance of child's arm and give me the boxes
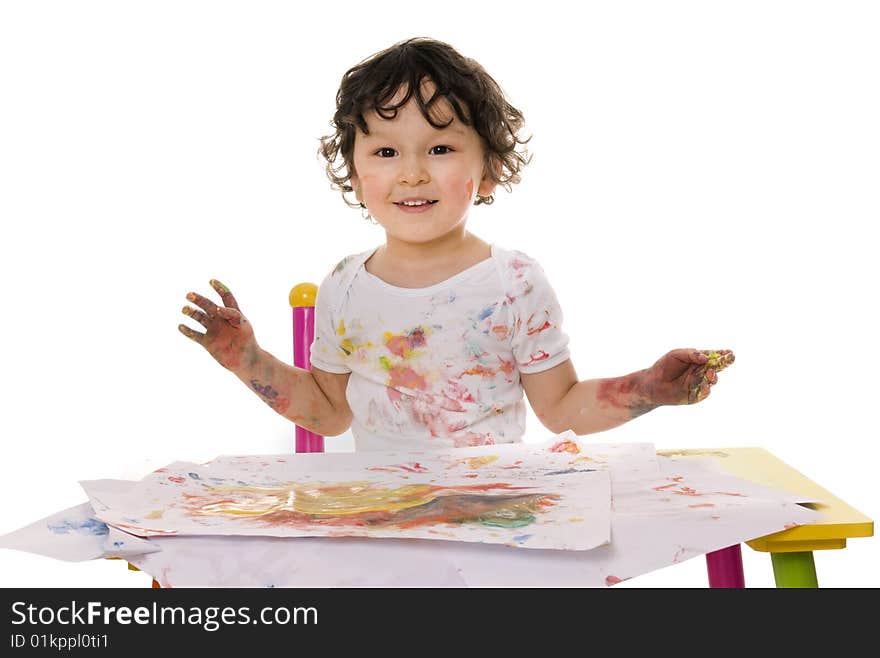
[178,280,352,436]
[522,349,734,435]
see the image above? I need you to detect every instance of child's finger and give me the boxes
[186,291,220,318]
[707,368,717,385]
[216,306,244,327]
[210,279,242,312]
[181,305,209,328]
[178,324,205,344]
[701,349,735,370]
[697,380,711,402]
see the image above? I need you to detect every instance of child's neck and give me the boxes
[366,231,492,289]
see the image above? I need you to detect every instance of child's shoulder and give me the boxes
[490,245,559,305]
[327,248,375,280]
[491,244,549,278]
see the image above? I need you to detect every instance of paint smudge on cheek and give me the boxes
[464,179,474,203]
[355,172,383,211]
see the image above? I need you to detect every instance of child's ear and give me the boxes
[477,159,501,197]
[350,173,361,201]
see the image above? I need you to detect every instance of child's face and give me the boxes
[350,79,496,246]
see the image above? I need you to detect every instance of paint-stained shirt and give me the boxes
[309,245,570,450]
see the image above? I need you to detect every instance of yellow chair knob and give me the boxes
[289,282,318,308]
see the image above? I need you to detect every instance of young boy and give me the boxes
[178,37,734,450]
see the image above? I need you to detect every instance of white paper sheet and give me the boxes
[1,435,824,586]
[0,500,160,562]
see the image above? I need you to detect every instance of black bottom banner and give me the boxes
[0,587,860,651]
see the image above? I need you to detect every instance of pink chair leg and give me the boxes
[705,544,745,587]
[293,304,324,454]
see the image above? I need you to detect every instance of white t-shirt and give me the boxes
[309,245,570,451]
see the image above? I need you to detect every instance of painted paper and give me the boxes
[82,435,613,550]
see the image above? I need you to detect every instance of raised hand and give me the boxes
[178,279,259,372]
[645,348,735,405]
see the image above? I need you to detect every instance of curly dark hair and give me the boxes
[317,37,532,208]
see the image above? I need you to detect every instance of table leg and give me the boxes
[705,544,746,587]
[770,551,818,588]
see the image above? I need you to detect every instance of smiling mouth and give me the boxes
[394,200,439,206]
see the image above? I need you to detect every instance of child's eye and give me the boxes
[373,146,454,158]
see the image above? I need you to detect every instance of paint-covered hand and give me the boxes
[178,280,260,372]
[644,349,735,405]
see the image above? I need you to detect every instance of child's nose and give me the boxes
[397,156,430,185]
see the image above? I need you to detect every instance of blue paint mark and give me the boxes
[512,534,533,544]
[47,517,109,536]
[113,540,124,548]
[476,304,497,320]
[448,292,456,303]
[544,468,597,476]
[188,472,201,480]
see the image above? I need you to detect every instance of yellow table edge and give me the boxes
[657,447,874,553]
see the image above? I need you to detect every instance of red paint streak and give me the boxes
[688,503,716,508]
[443,380,474,404]
[605,575,623,586]
[168,476,186,484]
[522,351,549,367]
[527,320,552,336]
[653,476,684,491]
[368,463,429,473]
[492,325,510,340]
[464,179,474,202]
[672,488,746,498]
[386,387,403,406]
[510,259,529,270]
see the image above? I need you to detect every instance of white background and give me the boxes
[1,1,876,588]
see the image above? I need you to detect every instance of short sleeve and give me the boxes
[506,253,571,374]
[309,267,352,375]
